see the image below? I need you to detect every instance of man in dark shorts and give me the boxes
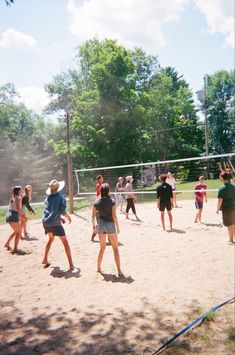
[156,174,173,230]
[194,176,207,223]
[42,179,74,269]
[217,172,235,244]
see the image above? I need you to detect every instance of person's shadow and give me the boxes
[22,236,39,241]
[200,222,222,227]
[167,228,186,234]
[50,267,81,279]
[100,272,135,284]
[11,249,32,255]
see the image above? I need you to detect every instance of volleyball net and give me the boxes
[74,153,234,203]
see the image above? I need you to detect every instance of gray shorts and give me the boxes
[98,219,116,234]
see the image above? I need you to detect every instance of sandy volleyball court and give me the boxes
[0,199,234,354]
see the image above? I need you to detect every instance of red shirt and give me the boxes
[194,183,207,203]
[96,182,102,197]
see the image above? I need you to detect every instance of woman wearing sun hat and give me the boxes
[42,179,74,270]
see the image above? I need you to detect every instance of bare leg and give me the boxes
[42,233,54,265]
[60,236,74,270]
[13,232,21,253]
[160,211,165,230]
[194,210,199,223]
[109,234,123,276]
[4,231,15,249]
[167,210,173,229]
[173,191,178,207]
[97,234,106,272]
[227,225,235,243]
[8,222,22,253]
[198,208,203,222]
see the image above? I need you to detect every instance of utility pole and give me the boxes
[66,113,74,213]
[196,77,210,178]
[203,75,210,178]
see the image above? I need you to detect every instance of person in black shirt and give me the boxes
[92,183,123,276]
[156,174,173,230]
[21,185,36,239]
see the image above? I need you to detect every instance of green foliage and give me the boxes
[204,70,235,153]
[45,38,203,171]
[0,84,63,205]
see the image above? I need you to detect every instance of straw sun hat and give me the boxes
[46,179,65,195]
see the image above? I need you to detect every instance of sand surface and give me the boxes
[0,199,234,354]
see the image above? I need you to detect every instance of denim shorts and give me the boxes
[98,219,116,234]
[6,210,19,223]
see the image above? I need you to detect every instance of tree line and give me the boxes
[0,38,234,204]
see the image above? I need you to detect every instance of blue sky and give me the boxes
[0,0,234,113]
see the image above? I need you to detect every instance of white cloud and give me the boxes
[67,0,190,51]
[18,86,49,114]
[194,0,234,48]
[0,28,38,50]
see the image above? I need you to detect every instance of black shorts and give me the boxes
[222,209,235,227]
[159,201,172,212]
[43,224,65,237]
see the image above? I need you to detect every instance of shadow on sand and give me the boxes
[167,228,186,234]
[50,267,81,279]
[100,272,135,284]
[0,298,233,354]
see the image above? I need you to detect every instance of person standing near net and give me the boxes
[166,172,178,207]
[91,174,104,241]
[125,176,140,221]
[115,177,125,213]
[96,174,104,197]
[216,172,235,244]
[194,176,207,224]
[42,179,74,270]
[156,174,173,230]
[92,183,123,276]
[4,186,23,253]
[21,185,36,239]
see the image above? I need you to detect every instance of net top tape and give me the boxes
[75,153,235,172]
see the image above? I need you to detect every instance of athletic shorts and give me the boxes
[222,209,235,227]
[98,219,116,234]
[6,210,19,223]
[115,194,124,205]
[159,201,172,212]
[195,201,203,209]
[43,224,65,237]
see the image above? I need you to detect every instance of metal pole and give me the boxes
[204,76,210,178]
[66,113,74,213]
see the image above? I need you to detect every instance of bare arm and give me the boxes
[216,198,223,213]
[63,212,72,223]
[112,205,120,234]
[91,206,97,231]
[15,197,22,215]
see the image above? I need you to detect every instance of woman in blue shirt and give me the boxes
[42,179,74,270]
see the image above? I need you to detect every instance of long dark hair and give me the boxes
[100,183,110,198]
[10,186,22,203]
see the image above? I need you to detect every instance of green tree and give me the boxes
[0,84,61,204]
[204,70,235,154]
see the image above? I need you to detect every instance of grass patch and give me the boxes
[0,198,92,224]
[204,311,217,323]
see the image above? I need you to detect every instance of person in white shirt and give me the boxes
[166,172,178,207]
